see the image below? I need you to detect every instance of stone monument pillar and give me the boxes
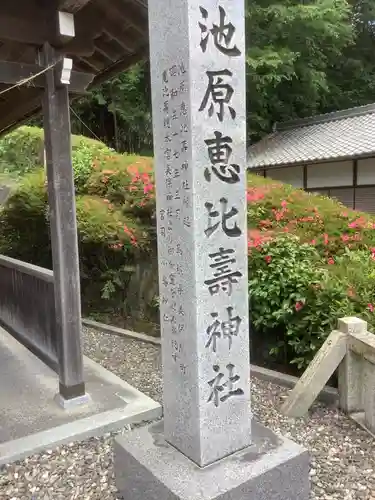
[149,0,251,469]
[115,0,310,498]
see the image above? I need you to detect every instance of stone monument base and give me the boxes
[114,420,310,500]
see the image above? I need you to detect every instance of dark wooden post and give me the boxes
[42,42,86,403]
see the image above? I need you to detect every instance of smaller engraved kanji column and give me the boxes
[149,0,250,467]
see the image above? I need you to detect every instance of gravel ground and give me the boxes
[1,326,375,500]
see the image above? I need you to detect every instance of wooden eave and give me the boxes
[0,0,149,136]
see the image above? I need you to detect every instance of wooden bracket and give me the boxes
[0,60,94,93]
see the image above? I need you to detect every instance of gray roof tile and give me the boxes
[247,104,375,169]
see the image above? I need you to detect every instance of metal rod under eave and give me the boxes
[41,42,86,404]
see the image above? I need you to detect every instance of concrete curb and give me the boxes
[0,334,162,466]
[83,319,338,406]
[250,364,338,405]
[82,318,161,346]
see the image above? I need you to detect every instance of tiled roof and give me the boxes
[247,104,375,169]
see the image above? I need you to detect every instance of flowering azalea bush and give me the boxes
[0,135,155,313]
[247,174,375,367]
[247,174,375,254]
[86,154,155,223]
[1,127,375,367]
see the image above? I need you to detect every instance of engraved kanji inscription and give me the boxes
[205,306,242,352]
[204,247,243,296]
[204,131,240,184]
[208,363,244,407]
[199,6,241,57]
[181,102,188,116]
[163,85,170,98]
[199,70,236,122]
[205,198,242,238]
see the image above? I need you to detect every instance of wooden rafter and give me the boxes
[58,0,92,13]
[0,15,50,46]
[94,38,119,62]
[97,0,147,35]
[0,0,149,135]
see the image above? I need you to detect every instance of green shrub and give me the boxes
[0,127,43,178]
[249,232,375,368]
[0,169,50,266]
[72,140,96,194]
[0,126,115,183]
[247,174,375,254]
[1,126,375,369]
[0,167,153,311]
[86,153,155,223]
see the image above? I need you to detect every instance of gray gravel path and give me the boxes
[1,326,374,499]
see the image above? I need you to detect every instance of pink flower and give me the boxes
[323,233,329,245]
[341,234,349,242]
[264,255,272,264]
[247,189,265,203]
[109,242,124,250]
[311,239,316,245]
[327,257,334,265]
[368,304,374,313]
[143,183,153,194]
[281,200,288,208]
[295,301,304,312]
[274,210,284,221]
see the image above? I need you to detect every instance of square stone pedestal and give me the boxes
[115,420,310,500]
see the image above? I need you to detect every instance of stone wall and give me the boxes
[82,257,160,336]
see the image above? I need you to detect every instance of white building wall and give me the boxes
[260,157,375,214]
[307,161,353,188]
[265,166,304,188]
[357,158,375,185]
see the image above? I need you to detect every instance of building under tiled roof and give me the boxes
[247,103,375,169]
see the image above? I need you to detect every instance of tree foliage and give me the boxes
[70,0,375,149]
[246,0,353,138]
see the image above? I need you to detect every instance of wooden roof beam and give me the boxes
[97,0,148,35]
[0,90,41,136]
[0,15,50,46]
[58,0,92,13]
[103,26,137,53]
[0,60,94,92]
[0,10,74,47]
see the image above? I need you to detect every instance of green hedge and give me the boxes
[0,128,155,319]
[1,126,375,368]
